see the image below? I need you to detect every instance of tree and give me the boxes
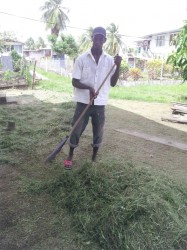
[36,37,46,49]
[25,37,36,50]
[48,33,78,58]
[40,0,69,37]
[78,27,93,53]
[105,23,125,56]
[0,31,17,53]
[78,24,126,56]
[167,20,187,82]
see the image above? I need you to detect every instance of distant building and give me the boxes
[23,48,52,60]
[3,39,24,56]
[136,28,180,59]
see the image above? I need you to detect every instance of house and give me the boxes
[23,48,52,61]
[3,39,24,56]
[136,28,180,59]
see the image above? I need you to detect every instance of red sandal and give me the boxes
[64,159,73,170]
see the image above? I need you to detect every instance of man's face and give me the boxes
[92,34,106,50]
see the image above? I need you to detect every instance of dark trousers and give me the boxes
[68,102,105,148]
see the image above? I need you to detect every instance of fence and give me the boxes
[119,58,184,85]
[36,58,74,77]
[118,79,184,87]
[35,57,185,86]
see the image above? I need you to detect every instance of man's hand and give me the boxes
[114,54,122,67]
[89,87,98,100]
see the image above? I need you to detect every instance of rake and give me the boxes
[45,64,116,163]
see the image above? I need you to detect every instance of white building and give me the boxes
[136,28,180,59]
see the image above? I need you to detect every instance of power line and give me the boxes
[0,11,47,24]
[0,11,180,42]
[0,11,89,31]
[0,11,143,39]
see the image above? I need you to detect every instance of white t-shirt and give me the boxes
[72,50,116,105]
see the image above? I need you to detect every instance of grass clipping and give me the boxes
[44,160,187,249]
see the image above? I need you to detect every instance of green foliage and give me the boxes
[119,60,129,80]
[47,34,57,46]
[25,37,36,50]
[40,0,69,37]
[25,36,46,50]
[167,20,187,81]
[48,33,78,58]
[78,27,93,53]
[105,23,125,56]
[2,70,14,81]
[10,50,22,72]
[24,59,32,85]
[11,50,21,61]
[136,58,146,71]
[163,63,173,76]
[129,67,142,81]
[146,59,162,80]
[35,37,46,49]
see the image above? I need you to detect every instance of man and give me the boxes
[64,26,122,169]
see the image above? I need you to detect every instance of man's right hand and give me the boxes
[89,87,97,100]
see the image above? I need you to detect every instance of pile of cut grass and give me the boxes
[32,160,187,250]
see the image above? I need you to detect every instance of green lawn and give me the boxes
[35,67,187,103]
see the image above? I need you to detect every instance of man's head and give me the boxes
[92,27,106,39]
[91,27,106,50]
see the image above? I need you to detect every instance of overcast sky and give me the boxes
[0,0,186,43]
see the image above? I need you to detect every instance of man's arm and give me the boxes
[110,55,122,87]
[72,78,96,99]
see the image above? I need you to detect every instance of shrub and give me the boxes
[146,59,162,80]
[128,67,142,81]
[2,70,14,82]
[10,50,22,72]
[119,60,129,80]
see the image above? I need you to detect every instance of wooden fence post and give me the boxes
[31,60,37,89]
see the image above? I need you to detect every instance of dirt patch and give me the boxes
[109,99,187,133]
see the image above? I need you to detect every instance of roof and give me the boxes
[142,28,181,39]
[4,39,24,45]
[23,47,52,52]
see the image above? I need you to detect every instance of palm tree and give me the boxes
[105,23,125,56]
[40,0,69,37]
[78,27,93,53]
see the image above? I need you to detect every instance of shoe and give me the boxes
[64,159,73,170]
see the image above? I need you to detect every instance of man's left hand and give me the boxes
[114,54,122,66]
